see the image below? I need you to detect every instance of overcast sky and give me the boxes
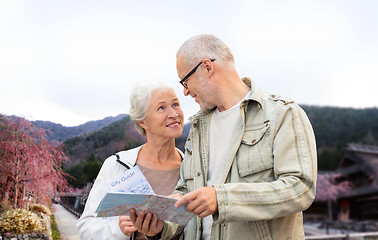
[1,0,377,126]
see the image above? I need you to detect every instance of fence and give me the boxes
[59,195,84,218]
[306,231,378,239]
[0,233,49,240]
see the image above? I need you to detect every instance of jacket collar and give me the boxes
[116,145,184,169]
[189,79,264,122]
[242,79,264,111]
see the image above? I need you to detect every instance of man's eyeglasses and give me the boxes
[179,59,215,89]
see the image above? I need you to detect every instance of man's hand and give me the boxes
[168,193,183,200]
[174,187,218,218]
[129,208,164,237]
[118,215,138,236]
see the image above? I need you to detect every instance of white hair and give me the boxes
[176,34,234,66]
[129,81,174,136]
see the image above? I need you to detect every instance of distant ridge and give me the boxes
[62,115,145,166]
[32,114,127,142]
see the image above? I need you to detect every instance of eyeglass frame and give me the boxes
[179,58,215,88]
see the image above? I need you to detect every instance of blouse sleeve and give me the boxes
[76,155,130,240]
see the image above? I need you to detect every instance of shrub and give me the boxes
[0,208,46,234]
[30,204,52,216]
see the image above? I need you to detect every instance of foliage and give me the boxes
[317,149,343,170]
[64,154,103,188]
[0,208,46,234]
[302,106,378,147]
[301,106,378,171]
[0,116,70,209]
[29,204,52,216]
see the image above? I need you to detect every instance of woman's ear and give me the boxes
[138,120,147,131]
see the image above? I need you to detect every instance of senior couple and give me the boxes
[77,34,317,240]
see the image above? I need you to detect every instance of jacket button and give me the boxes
[193,123,197,128]
[197,172,201,176]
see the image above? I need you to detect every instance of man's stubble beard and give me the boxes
[197,77,217,110]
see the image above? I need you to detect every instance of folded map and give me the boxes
[95,192,194,225]
[108,166,155,194]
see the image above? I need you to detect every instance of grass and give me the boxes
[50,215,61,240]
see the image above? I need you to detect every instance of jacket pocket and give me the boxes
[237,121,273,180]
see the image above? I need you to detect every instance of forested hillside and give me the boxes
[61,106,378,188]
[63,115,144,166]
[301,106,378,170]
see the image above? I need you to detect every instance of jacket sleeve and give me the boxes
[76,156,129,240]
[213,103,317,223]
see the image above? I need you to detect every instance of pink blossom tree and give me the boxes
[316,173,353,220]
[316,173,353,202]
[0,115,69,209]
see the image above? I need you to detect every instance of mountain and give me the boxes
[32,114,127,142]
[63,115,144,166]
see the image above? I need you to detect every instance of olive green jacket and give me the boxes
[160,81,317,240]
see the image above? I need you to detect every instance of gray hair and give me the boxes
[129,81,174,136]
[176,34,234,66]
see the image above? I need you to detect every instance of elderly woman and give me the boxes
[77,81,184,240]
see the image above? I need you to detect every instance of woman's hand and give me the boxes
[119,215,138,236]
[130,209,164,237]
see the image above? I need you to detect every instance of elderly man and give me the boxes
[131,34,317,240]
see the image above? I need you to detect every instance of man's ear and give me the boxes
[203,59,215,77]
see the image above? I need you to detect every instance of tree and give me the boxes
[64,153,102,188]
[316,173,353,203]
[315,173,353,220]
[0,115,69,209]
